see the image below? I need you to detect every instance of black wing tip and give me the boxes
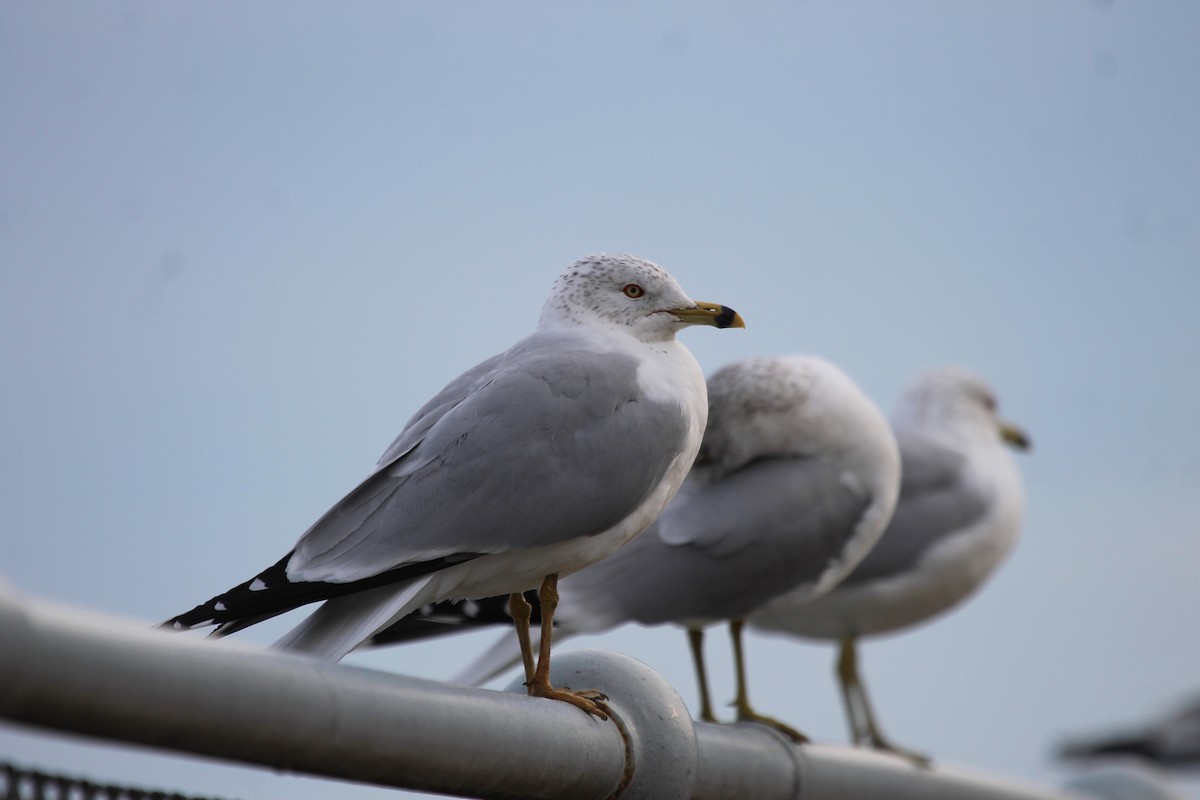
[368,592,537,647]
[158,552,297,633]
[1058,734,1157,762]
[159,550,491,640]
[159,594,242,632]
[159,611,214,632]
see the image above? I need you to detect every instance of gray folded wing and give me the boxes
[837,432,988,587]
[559,456,873,629]
[288,339,690,583]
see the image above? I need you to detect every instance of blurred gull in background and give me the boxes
[1061,697,1200,769]
[750,367,1030,763]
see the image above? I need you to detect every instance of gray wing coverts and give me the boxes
[289,343,689,581]
[564,457,872,626]
[838,433,987,586]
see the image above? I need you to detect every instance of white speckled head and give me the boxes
[891,367,1008,444]
[539,253,732,342]
[699,355,898,483]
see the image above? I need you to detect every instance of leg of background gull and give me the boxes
[526,574,610,719]
[837,635,930,766]
[507,592,536,686]
[836,636,869,745]
[729,619,809,742]
[687,627,718,723]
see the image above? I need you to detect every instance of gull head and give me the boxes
[698,356,898,479]
[540,253,744,341]
[892,367,1031,451]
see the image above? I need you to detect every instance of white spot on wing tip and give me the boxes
[214,601,227,611]
[463,600,481,618]
[172,621,183,630]
[248,579,267,591]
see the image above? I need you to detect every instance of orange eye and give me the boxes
[623,284,645,299]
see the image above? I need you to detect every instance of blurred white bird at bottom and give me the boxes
[1065,763,1193,800]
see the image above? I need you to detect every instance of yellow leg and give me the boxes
[687,627,718,723]
[836,636,929,766]
[730,619,808,742]
[508,592,536,686]
[836,635,868,744]
[525,574,609,719]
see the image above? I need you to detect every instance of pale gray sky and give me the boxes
[2,2,1199,798]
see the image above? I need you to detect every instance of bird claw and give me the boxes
[868,736,932,768]
[735,709,810,743]
[529,683,611,719]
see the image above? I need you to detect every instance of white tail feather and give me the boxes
[273,576,434,661]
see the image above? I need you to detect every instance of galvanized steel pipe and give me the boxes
[0,583,1085,800]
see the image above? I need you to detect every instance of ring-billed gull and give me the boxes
[162,253,744,716]
[368,355,900,738]
[1061,698,1200,767]
[749,367,1029,761]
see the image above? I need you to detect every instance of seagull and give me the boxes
[749,367,1030,762]
[368,355,901,739]
[162,253,744,716]
[1061,698,1200,768]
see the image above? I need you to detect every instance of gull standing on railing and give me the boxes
[750,367,1030,762]
[162,253,744,716]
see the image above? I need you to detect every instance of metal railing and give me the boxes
[0,581,1083,800]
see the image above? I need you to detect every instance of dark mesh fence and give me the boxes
[1,762,237,800]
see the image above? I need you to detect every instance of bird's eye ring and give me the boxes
[623,284,645,299]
